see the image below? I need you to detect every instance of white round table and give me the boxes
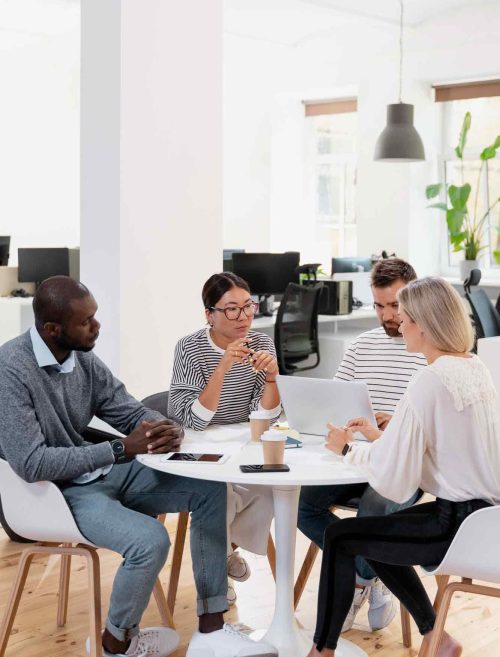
[137,426,368,657]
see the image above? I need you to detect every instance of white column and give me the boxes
[81,0,223,398]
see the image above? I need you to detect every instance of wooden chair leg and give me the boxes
[294,541,320,609]
[153,578,175,629]
[167,512,189,615]
[0,549,36,657]
[433,574,450,610]
[57,544,72,627]
[424,584,455,657]
[82,546,103,657]
[266,534,276,582]
[400,604,412,648]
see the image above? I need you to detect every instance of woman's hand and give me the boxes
[325,422,352,455]
[250,350,279,379]
[219,338,254,374]
[345,417,382,442]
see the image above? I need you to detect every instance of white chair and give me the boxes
[0,459,174,657]
[407,505,500,657]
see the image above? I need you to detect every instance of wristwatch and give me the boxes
[110,438,127,463]
[341,442,352,457]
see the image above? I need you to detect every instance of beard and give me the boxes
[382,321,401,338]
[56,330,97,352]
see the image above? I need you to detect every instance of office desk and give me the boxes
[0,297,33,346]
[253,308,378,378]
[137,426,367,657]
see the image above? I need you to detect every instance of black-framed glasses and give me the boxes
[208,302,259,321]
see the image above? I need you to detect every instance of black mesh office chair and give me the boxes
[274,282,323,375]
[463,269,500,342]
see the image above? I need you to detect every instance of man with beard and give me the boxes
[298,259,426,635]
[0,276,277,657]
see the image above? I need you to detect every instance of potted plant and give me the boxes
[426,112,500,280]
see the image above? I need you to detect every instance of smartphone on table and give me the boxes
[162,453,229,464]
[239,464,290,473]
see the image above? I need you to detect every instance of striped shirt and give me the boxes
[335,326,427,413]
[168,328,281,430]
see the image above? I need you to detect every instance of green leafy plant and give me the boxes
[426,112,500,262]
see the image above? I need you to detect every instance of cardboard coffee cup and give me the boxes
[249,411,271,442]
[261,429,286,464]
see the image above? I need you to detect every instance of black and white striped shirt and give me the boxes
[168,328,281,430]
[335,326,427,413]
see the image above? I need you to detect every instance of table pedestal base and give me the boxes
[259,485,367,657]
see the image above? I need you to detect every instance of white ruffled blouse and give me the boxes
[345,355,500,505]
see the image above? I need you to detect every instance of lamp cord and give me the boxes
[399,0,404,103]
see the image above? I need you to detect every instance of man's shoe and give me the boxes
[368,579,397,630]
[85,627,179,657]
[227,551,251,582]
[186,622,277,657]
[227,583,237,606]
[341,586,369,632]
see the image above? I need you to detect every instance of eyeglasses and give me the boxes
[208,302,259,321]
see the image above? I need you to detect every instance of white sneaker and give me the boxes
[227,551,251,582]
[227,583,237,606]
[85,627,179,657]
[186,623,278,657]
[368,579,397,630]
[341,586,369,632]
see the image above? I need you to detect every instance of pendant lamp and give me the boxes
[374,0,425,162]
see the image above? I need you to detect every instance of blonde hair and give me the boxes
[397,277,474,353]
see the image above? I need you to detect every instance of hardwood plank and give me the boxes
[2,524,500,657]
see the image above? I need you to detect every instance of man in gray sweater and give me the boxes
[0,277,277,657]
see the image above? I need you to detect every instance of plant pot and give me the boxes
[459,259,479,281]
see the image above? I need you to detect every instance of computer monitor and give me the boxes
[232,252,300,296]
[223,248,245,272]
[0,236,10,266]
[17,248,80,286]
[331,256,372,276]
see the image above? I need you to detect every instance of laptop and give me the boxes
[277,375,376,437]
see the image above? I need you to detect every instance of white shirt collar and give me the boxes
[30,326,76,374]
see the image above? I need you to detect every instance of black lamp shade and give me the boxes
[374,103,425,162]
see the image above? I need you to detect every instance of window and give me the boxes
[436,88,500,274]
[304,100,358,272]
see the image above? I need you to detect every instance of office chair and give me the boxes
[463,268,500,341]
[274,282,323,375]
[400,505,500,656]
[0,458,175,657]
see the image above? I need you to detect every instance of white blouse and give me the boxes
[345,355,500,505]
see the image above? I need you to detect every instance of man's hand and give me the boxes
[375,412,392,431]
[325,422,352,455]
[123,419,184,456]
[345,417,382,442]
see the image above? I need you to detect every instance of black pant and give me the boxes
[314,498,491,651]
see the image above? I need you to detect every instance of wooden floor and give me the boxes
[1,517,500,657]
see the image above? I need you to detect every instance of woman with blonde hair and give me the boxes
[307,277,500,657]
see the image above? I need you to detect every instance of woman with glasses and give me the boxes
[168,272,281,603]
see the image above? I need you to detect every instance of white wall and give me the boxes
[0,6,80,264]
[81,0,223,399]
[223,2,500,277]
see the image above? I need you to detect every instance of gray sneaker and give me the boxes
[341,586,369,632]
[367,579,397,630]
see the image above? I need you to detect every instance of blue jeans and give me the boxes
[298,483,419,584]
[61,460,228,642]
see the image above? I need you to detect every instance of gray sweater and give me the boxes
[0,331,163,483]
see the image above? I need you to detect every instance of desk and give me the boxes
[253,308,378,379]
[0,297,34,346]
[138,426,367,657]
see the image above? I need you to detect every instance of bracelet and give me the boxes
[265,378,277,384]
